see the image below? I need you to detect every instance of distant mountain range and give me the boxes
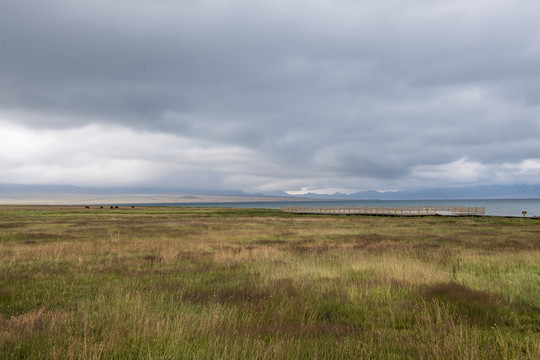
[279,184,540,200]
[1,183,540,200]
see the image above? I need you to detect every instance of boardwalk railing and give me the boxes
[280,206,485,216]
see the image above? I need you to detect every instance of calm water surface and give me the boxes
[144,199,540,217]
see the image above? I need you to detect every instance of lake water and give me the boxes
[146,199,540,217]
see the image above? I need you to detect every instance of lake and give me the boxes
[142,198,540,217]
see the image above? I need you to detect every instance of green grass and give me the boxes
[1,205,539,359]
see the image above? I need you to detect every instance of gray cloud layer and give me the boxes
[1,0,540,193]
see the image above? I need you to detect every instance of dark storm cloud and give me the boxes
[2,0,540,191]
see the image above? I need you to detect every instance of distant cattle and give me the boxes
[85,206,90,209]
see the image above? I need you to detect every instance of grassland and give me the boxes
[1,205,539,359]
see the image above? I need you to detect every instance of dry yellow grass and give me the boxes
[0,205,539,359]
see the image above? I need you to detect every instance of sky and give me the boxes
[1,0,540,195]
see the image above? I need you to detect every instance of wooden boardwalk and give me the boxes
[281,205,485,217]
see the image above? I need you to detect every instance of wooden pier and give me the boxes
[280,205,485,217]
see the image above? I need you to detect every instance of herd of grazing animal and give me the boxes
[84,205,135,209]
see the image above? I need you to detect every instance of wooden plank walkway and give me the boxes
[281,205,485,216]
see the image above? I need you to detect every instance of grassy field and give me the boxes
[1,205,539,359]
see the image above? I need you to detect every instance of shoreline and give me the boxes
[1,203,539,219]
[1,196,540,218]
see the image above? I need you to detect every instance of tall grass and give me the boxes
[1,205,539,359]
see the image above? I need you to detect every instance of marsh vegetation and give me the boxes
[1,206,539,359]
